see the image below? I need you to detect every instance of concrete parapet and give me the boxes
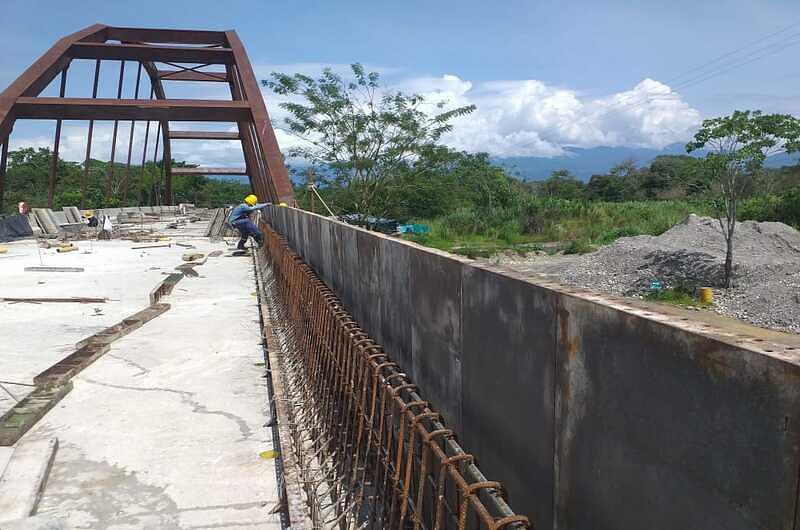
[264,205,800,530]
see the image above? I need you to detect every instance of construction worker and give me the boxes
[229,194,268,250]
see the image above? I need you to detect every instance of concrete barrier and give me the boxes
[264,206,800,530]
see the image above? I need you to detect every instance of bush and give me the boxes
[739,194,782,222]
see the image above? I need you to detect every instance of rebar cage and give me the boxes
[256,220,531,530]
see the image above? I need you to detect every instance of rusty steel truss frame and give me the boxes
[0,24,294,209]
[256,221,531,530]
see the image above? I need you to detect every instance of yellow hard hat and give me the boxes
[83,211,94,218]
[278,202,288,207]
[244,194,258,206]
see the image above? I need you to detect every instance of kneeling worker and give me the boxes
[229,194,269,250]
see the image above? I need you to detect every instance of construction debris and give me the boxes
[182,252,205,262]
[131,243,171,249]
[24,267,84,273]
[1,297,107,304]
[55,243,77,253]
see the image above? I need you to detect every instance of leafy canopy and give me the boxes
[263,64,476,213]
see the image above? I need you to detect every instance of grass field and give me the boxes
[404,198,714,257]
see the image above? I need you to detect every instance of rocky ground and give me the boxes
[491,214,800,334]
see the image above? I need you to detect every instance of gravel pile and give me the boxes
[555,214,800,334]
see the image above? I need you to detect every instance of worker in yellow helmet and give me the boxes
[228,194,269,250]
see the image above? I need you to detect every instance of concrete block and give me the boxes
[0,438,58,522]
[409,249,463,432]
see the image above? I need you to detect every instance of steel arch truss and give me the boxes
[0,24,294,208]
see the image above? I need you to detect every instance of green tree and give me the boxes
[263,64,476,215]
[538,169,585,199]
[687,110,800,287]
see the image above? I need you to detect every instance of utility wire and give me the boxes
[615,35,800,114]
[598,22,800,114]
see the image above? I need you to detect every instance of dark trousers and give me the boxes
[231,219,263,250]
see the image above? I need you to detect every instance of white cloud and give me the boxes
[10,71,702,165]
[400,75,702,157]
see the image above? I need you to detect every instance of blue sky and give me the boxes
[1,0,799,164]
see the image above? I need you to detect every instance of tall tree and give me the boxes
[687,110,800,287]
[263,64,475,215]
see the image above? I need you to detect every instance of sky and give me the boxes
[1,0,799,166]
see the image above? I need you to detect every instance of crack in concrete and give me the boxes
[80,377,254,440]
[107,353,150,377]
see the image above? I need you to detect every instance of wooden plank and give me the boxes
[24,267,84,273]
[1,297,107,303]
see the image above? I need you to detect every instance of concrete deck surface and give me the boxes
[2,222,281,529]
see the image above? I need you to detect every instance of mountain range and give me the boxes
[494,143,799,181]
[212,143,799,184]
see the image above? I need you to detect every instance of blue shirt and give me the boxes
[228,202,268,224]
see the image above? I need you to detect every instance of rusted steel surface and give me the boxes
[226,30,295,205]
[256,221,530,529]
[14,97,252,121]
[68,42,235,64]
[169,130,240,140]
[0,24,295,207]
[158,69,228,82]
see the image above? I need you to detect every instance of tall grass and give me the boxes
[407,198,714,255]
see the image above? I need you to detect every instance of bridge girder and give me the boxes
[0,24,294,209]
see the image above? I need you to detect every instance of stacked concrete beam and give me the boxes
[265,205,800,530]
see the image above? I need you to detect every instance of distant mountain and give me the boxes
[494,143,799,181]
[209,144,799,184]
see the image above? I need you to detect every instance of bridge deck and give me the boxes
[0,222,282,528]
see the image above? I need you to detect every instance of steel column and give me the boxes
[81,60,101,209]
[0,139,8,213]
[47,65,69,208]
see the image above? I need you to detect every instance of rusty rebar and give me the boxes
[256,222,531,530]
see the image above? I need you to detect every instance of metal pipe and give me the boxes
[47,65,69,208]
[81,59,101,209]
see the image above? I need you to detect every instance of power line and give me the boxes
[613,35,800,114]
[604,22,800,113]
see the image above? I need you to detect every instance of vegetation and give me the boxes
[265,67,800,266]
[0,147,250,214]
[264,64,475,215]
[686,110,800,286]
[644,286,712,308]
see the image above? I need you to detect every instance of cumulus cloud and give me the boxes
[10,69,702,165]
[402,75,702,157]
